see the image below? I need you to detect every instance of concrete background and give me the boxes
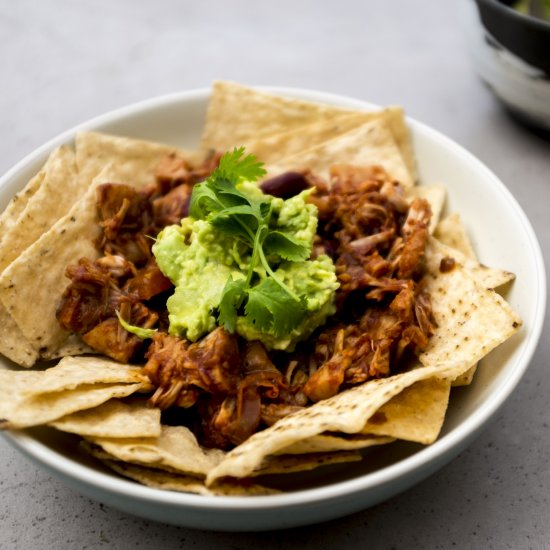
[0,1,548,548]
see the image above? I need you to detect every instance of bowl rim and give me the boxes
[0,85,546,512]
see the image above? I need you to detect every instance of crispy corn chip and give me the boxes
[42,334,94,360]
[275,434,393,455]
[87,424,364,480]
[424,236,515,290]
[361,378,451,444]
[0,146,78,272]
[202,81,359,146]
[434,213,477,259]
[88,425,225,477]
[265,119,413,188]
[0,308,38,367]
[0,148,80,367]
[102,460,280,496]
[419,265,521,371]
[0,382,145,429]
[202,82,417,181]
[0,164,45,241]
[245,113,379,163]
[255,451,363,475]
[75,132,198,190]
[50,399,161,438]
[434,214,479,385]
[0,356,151,429]
[245,107,415,178]
[20,356,150,396]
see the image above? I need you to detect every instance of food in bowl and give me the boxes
[512,0,550,22]
[0,82,521,496]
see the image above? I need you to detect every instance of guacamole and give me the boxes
[153,187,339,350]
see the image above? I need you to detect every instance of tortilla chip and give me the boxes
[255,451,362,475]
[88,425,225,478]
[423,238,515,385]
[202,82,417,182]
[75,131,197,190]
[407,184,446,233]
[433,215,480,385]
[202,81,358,147]
[361,378,451,444]
[50,399,161,438]
[245,113,374,163]
[382,106,417,182]
[434,213,477,259]
[0,356,146,399]
[0,305,39,367]
[42,334,94,360]
[0,382,145,429]
[424,236,515,290]
[88,423,364,479]
[419,265,522,371]
[276,434,393,455]
[265,119,413,188]
[0,356,150,428]
[20,355,149,396]
[452,365,477,387]
[102,460,280,496]
[206,361,471,484]
[246,107,412,170]
[0,147,78,272]
[0,165,45,241]
[0,149,81,367]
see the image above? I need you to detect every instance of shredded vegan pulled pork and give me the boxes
[56,156,435,450]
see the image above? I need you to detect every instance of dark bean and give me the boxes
[260,171,310,199]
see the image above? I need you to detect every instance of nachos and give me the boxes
[0,82,521,494]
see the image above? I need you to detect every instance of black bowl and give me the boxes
[470,0,550,134]
[476,0,550,75]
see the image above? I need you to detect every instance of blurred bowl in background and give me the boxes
[463,0,550,134]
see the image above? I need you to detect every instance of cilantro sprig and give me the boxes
[189,147,309,337]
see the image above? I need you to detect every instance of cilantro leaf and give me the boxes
[191,147,266,221]
[218,277,247,333]
[217,147,267,183]
[212,180,255,209]
[244,278,307,337]
[189,182,223,219]
[263,230,311,262]
[208,205,260,240]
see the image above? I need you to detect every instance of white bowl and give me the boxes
[0,87,545,531]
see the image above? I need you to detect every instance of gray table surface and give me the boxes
[1,1,548,548]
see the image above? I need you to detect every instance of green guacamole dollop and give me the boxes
[152,187,339,350]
